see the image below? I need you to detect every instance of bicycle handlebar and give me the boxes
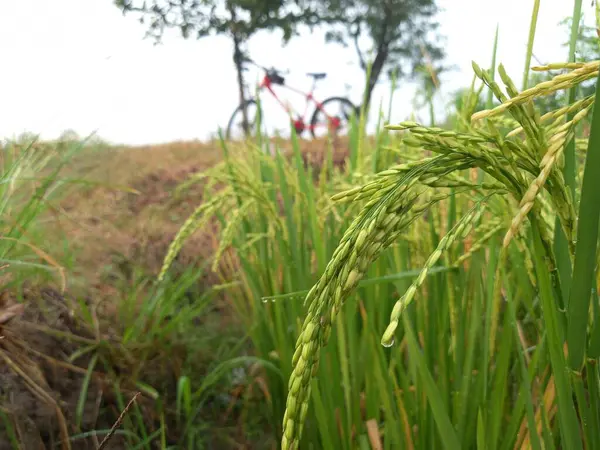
[242,56,288,77]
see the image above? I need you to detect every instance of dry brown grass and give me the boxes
[51,136,350,301]
[0,132,356,449]
[0,285,134,450]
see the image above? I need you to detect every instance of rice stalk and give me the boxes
[281,54,597,448]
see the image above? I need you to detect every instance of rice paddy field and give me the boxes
[2,1,600,449]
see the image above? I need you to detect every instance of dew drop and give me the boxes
[271,299,276,303]
[261,298,269,303]
[382,338,395,348]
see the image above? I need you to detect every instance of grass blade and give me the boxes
[402,314,462,450]
[555,0,584,302]
[487,24,500,109]
[531,222,582,450]
[522,0,540,91]
[75,353,98,430]
[567,69,600,371]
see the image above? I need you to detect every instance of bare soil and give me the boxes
[0,286,127,450]
[0,136,352,449]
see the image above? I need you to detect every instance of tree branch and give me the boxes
[352,28,366,70]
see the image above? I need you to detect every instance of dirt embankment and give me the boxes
[1,136,351,449]
[58,137,349,297]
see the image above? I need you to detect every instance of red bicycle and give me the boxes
[226,58,359,140]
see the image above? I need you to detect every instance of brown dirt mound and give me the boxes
[126,165,204,215]
[56,136,351,302]
[1,136,356,449]
[0,287,132,450]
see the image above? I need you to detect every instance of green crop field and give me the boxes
[2,1,600,449]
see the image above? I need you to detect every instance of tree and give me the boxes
[115,0,319,135]
[322,0,447,114]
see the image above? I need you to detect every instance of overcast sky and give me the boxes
[0,0,594,145]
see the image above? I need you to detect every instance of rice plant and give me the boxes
[280,46,600,450]
[158,3,600,449]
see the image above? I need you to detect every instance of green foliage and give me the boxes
[91,5,600,450]
[85,265,252,449]
[276,51,599,450]
[159,30,600,450]
[0,134,263,449]
[115,0,329,137]
[115,0,319,43]
[321,0,447,110]
[0,135,89,291]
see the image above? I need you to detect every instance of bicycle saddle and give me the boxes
[306,72,327,80]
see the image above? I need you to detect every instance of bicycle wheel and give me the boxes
[310,97,359,139]
[226,99,259,140]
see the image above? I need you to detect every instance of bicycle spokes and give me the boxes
[311,98,356,138]
[227,101,259,140]
[225,61,358,140]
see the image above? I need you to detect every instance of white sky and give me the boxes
[0,0,594,145]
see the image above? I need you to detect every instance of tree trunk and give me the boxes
[232,33,249,136]
[227,1,249,138]
[362,45,388,116]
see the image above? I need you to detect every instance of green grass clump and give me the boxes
[158,13,600,450]
[280,41,600,450]
[0,134,261,449]
[110,3,600,449]
[0,135,85,291]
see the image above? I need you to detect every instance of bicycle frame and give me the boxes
[256,73,341,134]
